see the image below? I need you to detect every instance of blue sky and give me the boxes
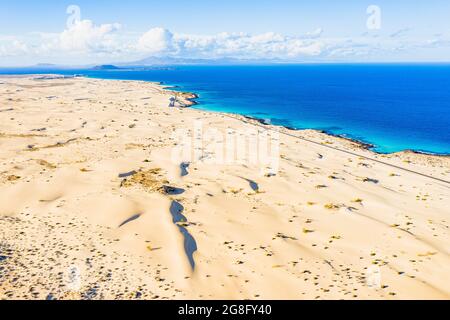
[1,0,450,65]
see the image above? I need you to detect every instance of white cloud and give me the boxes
[390,28,411,38]
[0,39,28,57]
[137,27,174,55]
[303,28,323,39]
[3,19,450,66]
[59,20,122,53]
[156,30,326,59]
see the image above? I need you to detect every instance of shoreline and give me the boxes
[124,76,450,158]
[170,85,450,158]
[2,72,449,161]
[2,73,448,157]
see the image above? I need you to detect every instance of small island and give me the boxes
[91,64,121,70]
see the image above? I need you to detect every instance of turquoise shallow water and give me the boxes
[1,64,449,154]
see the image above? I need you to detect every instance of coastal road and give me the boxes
[223,113,450,187]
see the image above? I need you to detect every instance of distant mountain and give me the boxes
[23,63,69,69]
[91,64,121,70]
[24,63,86,70]
[120,56,283,66]
[34,63,59,67]
[120,56,209,66]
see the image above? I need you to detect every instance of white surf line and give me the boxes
[221,113,450,186]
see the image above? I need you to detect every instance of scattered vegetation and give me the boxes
[324,203,341,210]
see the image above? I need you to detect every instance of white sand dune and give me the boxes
[0,76,448,300]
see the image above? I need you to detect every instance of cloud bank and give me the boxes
[1,19,450,65]
[59,20,122,53]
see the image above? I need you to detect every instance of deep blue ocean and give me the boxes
[1,64,449,154]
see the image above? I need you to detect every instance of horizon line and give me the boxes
[3,61,450,69]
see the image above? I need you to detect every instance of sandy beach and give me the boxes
[0,75,449,300]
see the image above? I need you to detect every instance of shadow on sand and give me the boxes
[169,201,197,270]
